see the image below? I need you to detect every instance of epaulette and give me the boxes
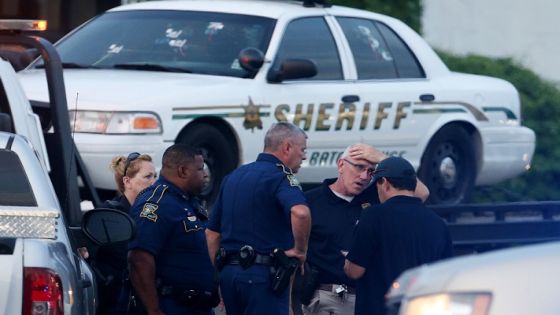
[145,184,169,203]
[276,163,302,190]
[276,163,294,175]
[139,184,169,222]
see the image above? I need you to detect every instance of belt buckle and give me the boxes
[335,284,347,298]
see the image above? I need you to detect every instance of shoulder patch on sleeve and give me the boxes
[276,163,302,190]
[287,174,302,190]
[140,202,159,222]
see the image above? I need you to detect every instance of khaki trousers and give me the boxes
[302,289,355,315]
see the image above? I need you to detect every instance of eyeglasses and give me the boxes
[343,159,374,176]
[124,152,141,176]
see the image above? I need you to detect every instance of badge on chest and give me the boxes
[183,213,203,232]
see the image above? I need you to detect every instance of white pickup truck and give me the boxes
[0,21,133,315]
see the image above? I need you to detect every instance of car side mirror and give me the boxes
[267,59,317,83]
[239,47,264,73]
[81,208,135,245]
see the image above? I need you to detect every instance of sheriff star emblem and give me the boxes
[242,97,263,132]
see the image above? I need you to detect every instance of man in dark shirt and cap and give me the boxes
[299,144,429,315]
[344,156,453,315]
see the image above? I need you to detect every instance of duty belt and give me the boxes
[224,252,273,266]
[158,285,219,310]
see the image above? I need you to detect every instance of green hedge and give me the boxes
[438,51,560,202]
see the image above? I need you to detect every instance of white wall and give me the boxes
[422,0,560,84]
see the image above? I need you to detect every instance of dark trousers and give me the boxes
[220,265,289,315]
[159,296,213,315]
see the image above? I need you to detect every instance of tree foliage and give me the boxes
[332,0,422,32]
[438,51,560,202]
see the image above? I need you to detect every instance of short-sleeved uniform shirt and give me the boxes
[207,153,307,253]
[128,176,215,291]
[305,178,379,286]
[346,195,453,315]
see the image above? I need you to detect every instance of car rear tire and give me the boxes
[418,125,476,205]
[178,124,237,205]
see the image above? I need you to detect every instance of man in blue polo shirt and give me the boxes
[206,122,311,315]
[128,144,218,315]
[344,156,453,315]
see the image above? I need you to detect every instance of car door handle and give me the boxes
[341,95,360,103]
[419,94,435,102]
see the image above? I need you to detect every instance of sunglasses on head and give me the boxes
[124,152,141,176]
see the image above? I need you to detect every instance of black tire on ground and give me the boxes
[177,124,237,205]
[418,125,476,205]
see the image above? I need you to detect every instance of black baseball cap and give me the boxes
[372,156,416,184]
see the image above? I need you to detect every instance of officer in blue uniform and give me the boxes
[206,122,312,315]
[128,144,218,315]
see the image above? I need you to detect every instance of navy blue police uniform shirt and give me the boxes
[207,153,307,254]
[128,176,215,292]
[346,195,453,315]
[305,178,379,287]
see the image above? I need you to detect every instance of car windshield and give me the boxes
[37,10,275,78]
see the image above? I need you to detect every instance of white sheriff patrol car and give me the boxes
[17,0,535,204]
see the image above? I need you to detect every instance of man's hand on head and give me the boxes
[349,144,386,165]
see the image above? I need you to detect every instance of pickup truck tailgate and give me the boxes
[0,238,23,315]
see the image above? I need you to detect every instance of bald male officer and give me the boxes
[128,144,218,315]
[206,122,312,315]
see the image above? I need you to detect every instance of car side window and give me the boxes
[375,21,424,78]
[337,17,396,79]
[337,17,424,79]
[275,17,342,80]
[0,150,37,206]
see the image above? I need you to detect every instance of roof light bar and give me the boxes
[0,19,48,32]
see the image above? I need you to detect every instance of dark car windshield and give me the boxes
[37,10,275,78]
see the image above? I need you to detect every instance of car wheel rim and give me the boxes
[439,156,457,189]
[432,142,462,202]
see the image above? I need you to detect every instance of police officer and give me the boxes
[128,144,218,315]
[95,152,157,315]
[206,122,312,315]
